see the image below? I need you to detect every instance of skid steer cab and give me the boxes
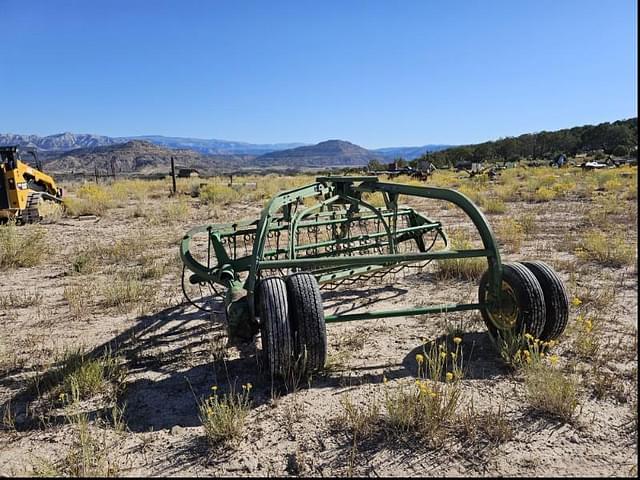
[0,145,64,224]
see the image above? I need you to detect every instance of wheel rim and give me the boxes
[486,281,519,331]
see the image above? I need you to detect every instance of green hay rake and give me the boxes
[180,176,568,378]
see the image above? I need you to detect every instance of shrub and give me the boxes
[533,186,557,202]
[99,277,154,312]
[199,384,252,447]
[383,379,461,447]
[434,231,487,281]
[0,222,47,270]
[576,230,635,267]
[483,198,506,214]
[338,395,380,440]
[524,364,580,422]
[199,182,240,205]
[496,218,524,252]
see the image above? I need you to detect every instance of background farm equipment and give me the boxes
[0,145,64,223]
[180,176,569,379]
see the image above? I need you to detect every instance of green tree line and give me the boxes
[415,117,637,168]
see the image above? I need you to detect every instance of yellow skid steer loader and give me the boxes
[0,145,63,223]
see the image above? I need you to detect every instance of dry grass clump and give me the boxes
[135,197,191,224]
[524,364,580,422]
[59,350,124,401]
[70,232,151,271]
[33,412,121,477]
[63,283,92,320]
[495,185,520,203]
[338,395,381,441]
[64,183,120,216]
[99,276,156,313]
[383,377,461,447]
[492,331,557,370]
[0,222,47,270]
[456,184,485,207]
[199,182,241,205]
[31,347,125,404]
[33,380,127,477]
[434,231,487,281]
[518,212,537,235]
[491,330,579,422]
[570,314,601,360]
[39,200,65,221]
[483,197,507,214]
[0,289,43,309]
[495,217,524,253]
[199,384,252,447]
[575,230,635,267]
[383,380,462,447]
[381,337,465,446]
[459,402,513,445]
[532,186,557,202]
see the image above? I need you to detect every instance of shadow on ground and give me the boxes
[4,290,508,434]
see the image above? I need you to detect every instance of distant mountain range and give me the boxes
[0,131,452,172]
[0,132,306,155]
[0,132,449,157]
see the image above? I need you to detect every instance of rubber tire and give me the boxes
[520,261,569,341]
[479,262,546,340]
[257,277,292,379]
[286,273,327,372]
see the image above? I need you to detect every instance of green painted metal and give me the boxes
[179,175,504,331]
[325,303,486,323]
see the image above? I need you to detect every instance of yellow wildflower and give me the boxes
[524,333,534,341]
[571,297,582,307]
[584,319,593,333]
[451,352,457,360]
[440,351,447,359]
[211,385,218,391]
[453,336,462,345]
[416,353,424,364]
[383,375,388,384]
[445,372,454,382]
[247,383,253,390]
[549,354,559,366]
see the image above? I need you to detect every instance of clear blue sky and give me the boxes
[1,0,637,148]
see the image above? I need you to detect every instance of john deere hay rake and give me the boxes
[180,176,569,378]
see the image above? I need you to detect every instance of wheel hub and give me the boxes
[486,281,519,330]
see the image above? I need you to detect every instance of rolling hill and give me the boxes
[254,140,384,167]
[42,140,253,174]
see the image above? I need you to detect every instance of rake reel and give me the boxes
[180,176,568,378]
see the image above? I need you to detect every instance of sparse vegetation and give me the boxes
[0,222,47,269]
[524,364,580,422]
[1,165,636,476]
[435,230,486,281]
[575,230,635,267]
[198,384,252,447]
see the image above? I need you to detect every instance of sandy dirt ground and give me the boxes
[0,170,637,477]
